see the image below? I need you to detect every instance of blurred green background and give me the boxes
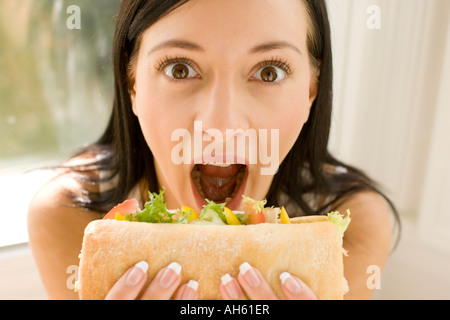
[0,0,121,167]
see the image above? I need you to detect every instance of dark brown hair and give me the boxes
[70,0,400,242]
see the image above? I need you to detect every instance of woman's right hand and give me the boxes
[104,261,198,300]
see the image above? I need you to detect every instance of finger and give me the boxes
[105,261,148,300]
[280,272,317,300]
[140,262,182,300]
[220,273,247,300]
[174,280,199,300]
[237,262,278,300]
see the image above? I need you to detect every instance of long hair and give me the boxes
[70,0,400,239]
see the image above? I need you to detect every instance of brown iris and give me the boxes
[172,64,189,79]
[260,66,278,82]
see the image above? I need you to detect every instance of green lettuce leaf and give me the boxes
[242,196,267,212]
[132,189,175,223]
[327,210,351,243]
[200,199,227,224]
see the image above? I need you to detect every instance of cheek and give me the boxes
[133,72,192,159]
[134,95,164,151]
[133,90,181,170]
[279,110,309,164]
[260,85,312,163]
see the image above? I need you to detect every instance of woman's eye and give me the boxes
[164,63,198,80]
[253,66,286,83]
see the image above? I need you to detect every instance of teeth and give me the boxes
[203,163,232,167]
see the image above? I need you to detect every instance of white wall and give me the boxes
[327,0,450,299]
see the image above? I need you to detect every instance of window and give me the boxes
[0,0,121,247]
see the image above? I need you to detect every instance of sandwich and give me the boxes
[77,190,350,300]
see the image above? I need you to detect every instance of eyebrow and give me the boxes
[250,41,302,55]
[147,39,204,56]
[147,39,302,56]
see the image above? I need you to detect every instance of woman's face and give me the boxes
[130,0,318,212]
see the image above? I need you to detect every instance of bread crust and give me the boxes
[78,219,344,300]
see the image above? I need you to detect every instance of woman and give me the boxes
[28,0,399,300]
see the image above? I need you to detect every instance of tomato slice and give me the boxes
[103,199,140,220]
[242,199,266,224]
[250,210,266,224]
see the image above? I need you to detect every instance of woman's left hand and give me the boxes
[219,262,317,300]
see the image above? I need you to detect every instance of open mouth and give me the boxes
[191,164,247,209]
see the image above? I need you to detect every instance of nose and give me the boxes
[194,74,250,137]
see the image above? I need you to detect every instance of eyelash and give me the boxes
[255,57,294,77]
[154,56,195,72]
[154,55,294,81]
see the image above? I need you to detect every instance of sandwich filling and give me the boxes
[103,190,351,234]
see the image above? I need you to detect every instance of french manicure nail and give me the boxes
[239,262,261,287]
[221,273,239,299]
[280,272,301,294]
[126,260,148,286]
[220,273,239,299]
[181,280,199,300]
[160,262,182,288]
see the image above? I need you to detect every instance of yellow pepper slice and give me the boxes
[280,206,291,224]
[224,207,241,225]
[114,213,125,221]
[181,206,199,222]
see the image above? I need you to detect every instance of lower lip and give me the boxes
[190,167,249,211]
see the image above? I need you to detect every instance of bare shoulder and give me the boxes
[338,191,392,251]
[334,191,393,299]
[28,167,102,299]
[29,155,103,230]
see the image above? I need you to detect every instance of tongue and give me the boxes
[199,164,243,177]
[198,165,243,202]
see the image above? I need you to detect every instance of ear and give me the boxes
[127,56,139,116]
[308,60,321,108]
[309,78,319,107]
[129,81,138,116]
[308,75,319,109]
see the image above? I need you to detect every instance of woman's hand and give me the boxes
[104,261,199,300]
[219,262,317,300]
[103,260,315,300]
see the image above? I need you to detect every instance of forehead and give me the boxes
[140,0,309,55]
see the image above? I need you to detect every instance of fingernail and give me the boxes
[239,262,261,287]
[181,280,199,300]
[160,262,182,288]
[126,261,148,286]
[280,272,301,294]
[221,273,239,299]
